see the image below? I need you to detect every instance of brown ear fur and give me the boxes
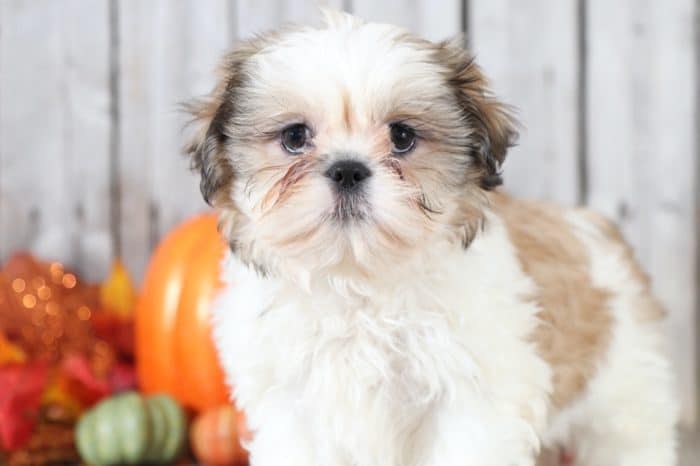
[183,97,235,207]
[183,36,274,207]
[437,38,519,190]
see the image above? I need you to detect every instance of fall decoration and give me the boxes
[190,405,250,466]
[41,373,84,423]
[75,391,186,466]
[0,253,137,457]
[99,260,136,319]
[0,363,48,450]
[0,331,26,365]
[2,422,79,466]
[0,253,101,364]
[136,214,230,412]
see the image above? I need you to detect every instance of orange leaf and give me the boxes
[0,332,27,365]
[100,260,137,318]
[41,374,84,421]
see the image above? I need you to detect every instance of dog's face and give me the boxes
[186,12,516,276]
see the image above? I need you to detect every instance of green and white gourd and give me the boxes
[76,392,186,466]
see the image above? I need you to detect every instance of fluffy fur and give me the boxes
[185,10,678,466]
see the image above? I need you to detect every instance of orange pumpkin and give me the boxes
[135,214,230,411]
[190,405,250,466]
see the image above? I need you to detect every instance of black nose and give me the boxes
[325,160,371,191]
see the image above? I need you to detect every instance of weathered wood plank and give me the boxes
[0,0,111,281]
[117,0,155,284]
[469,0,580,205]
[352,0,462,41]
[587,0,697,424]
[234,0,344,38]
[118,0,231,282]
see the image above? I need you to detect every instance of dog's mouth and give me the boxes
[331,191,370,223]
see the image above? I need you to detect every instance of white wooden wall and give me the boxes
[0,0,697,424]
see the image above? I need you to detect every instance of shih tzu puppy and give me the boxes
[185,10,677,466]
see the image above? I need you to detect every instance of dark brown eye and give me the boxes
[281,123,309,154]
[389,123,416,154]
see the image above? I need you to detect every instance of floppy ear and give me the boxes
[438,38,519,190]
[183,41,260,207]
[183,92,235,207]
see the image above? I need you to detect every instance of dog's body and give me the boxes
[212,192,677,466]
[187,11,678,466]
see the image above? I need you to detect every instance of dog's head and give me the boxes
[185,11,517,276]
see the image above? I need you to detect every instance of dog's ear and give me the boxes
[183,43,260,207]
[437,38,519,190]
[183,92,234,207]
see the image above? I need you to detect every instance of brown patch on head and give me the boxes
[491,192,613,408]
[434,38,519,190]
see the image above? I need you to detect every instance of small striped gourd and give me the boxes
[76,391,186,466]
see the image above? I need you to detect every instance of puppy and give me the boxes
[185,10,678,466]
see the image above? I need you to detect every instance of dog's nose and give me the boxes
[325,160,371,191]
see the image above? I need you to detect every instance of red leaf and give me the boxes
[60,355,111,407]
[0,363,48,450]
[90,312,134,359]
[108,363,137,393]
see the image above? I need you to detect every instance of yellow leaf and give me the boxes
[42,375,84,420]
[100,260,137,318]
[0,331,27,365]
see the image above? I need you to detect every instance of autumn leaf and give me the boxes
[41,373,84,421]
[0,363,48,450]
[0,332,27,365]
[59,355,111,408]
[99,260,137,318]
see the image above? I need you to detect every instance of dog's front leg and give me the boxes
[423,404,540,466]
[242,396,316,466]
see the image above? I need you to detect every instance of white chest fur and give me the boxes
[212,214,552,466]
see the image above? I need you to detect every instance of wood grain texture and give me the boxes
[234,0,344,38]
[0,0,112,281]
[469,0,580,205]
[118,0,230,282]
[586,0,697,424]
[352,0,462,41]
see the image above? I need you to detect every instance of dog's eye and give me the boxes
[281,124,309,154]
[389,123,416,155]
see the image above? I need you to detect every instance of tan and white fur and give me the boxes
[185,11,678,466]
